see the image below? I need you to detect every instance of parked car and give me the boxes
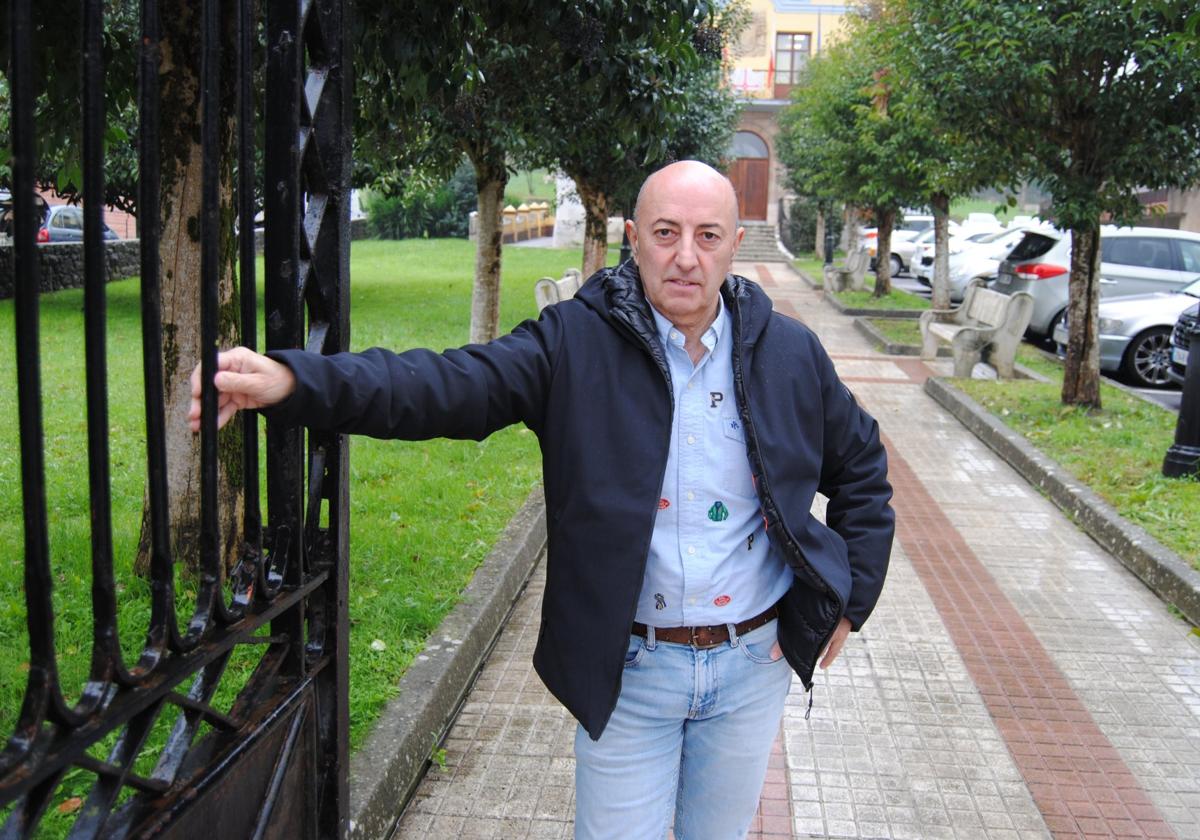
[917,227,1046,300]
[1052,275,1200,388]
[992,225,1200,339]
[37,204,118,242]
[956,211,1004,238]
[912,227,1010,288]
[889,228,936,276]
[861,213,937,274]
[1168,301,1199,386]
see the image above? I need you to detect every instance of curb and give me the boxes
[348,487,548,839]
[789,262,927,321]
[824,291,924,320]
[924,376,1200,627]
[790,263,822,290]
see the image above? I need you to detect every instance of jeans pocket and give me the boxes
[624,635,646,668]
[737,624,784,665]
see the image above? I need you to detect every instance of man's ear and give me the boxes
[625,218,638,259]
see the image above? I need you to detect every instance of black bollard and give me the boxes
[824,229,835,266]
[1163,319,1200,479]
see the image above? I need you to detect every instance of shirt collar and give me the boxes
[648,293,726,354]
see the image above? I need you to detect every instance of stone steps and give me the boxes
[738,223,792,261]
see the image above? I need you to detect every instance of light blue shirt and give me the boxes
[635,297,793,627]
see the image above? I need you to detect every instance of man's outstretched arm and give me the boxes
[187,347,296,432]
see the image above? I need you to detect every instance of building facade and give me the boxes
[725,0,850,225]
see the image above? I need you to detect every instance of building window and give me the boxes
[774,32,812,97]
[730,131,769,160]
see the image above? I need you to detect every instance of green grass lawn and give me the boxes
[509,169,558,205]
[793,253,929,311]
[855,315,1197,569]
[0,239,584,824]
[955,359,1198,570]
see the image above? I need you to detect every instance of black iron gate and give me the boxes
[1,0,351,835]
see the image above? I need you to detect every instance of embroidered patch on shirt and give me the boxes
[713,594,731,607]
[655,593,666,610]
[658,498,670,510]
[710,391,724,408]
[747,533,755,551]
[708,501,729,522]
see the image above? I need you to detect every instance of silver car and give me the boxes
[1052,275,1200,388]
[993,225,1200,338]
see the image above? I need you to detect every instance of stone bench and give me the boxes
[823,248,868,292]
[534,268,583,311]
[919,283,1034,378]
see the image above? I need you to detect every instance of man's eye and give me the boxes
[654,229,675,238]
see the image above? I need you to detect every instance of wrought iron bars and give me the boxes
[0,0,351,835]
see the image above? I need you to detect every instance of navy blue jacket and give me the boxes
[267,260,894,739]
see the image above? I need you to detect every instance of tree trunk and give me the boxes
[1061,223,1103,409]
[814,207,826,261]
[930,192,951,311]
[576,179,610,278]
[135,0,243,577]
[467,151,507,344]
[873,205,894,298]
[841,205,859,254]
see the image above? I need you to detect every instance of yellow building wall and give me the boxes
[726,1,851,226]
[728,1,849,99]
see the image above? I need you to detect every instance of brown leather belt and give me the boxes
[631,604,778,649]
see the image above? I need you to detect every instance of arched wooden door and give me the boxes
[727,131,770,221]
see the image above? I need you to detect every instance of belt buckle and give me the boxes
[689,625,713,648]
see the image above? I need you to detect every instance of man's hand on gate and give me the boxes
[819,617,852,669]
[188,347,296,432]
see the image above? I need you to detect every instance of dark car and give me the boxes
[1167,301,1198,387]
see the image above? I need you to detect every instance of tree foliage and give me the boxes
[353,1,739,332]
[778,1,1016,302]
[908,0,1200,406]
[531,1,744,276]
[0,2,140,213]
[366,160,477,240]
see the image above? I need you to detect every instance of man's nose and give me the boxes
[674,237,699,270]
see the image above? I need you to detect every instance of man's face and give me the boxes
[627,162,744,333]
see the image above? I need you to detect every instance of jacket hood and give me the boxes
[572,258,774,349]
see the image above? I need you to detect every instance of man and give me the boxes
[190,161,894,839]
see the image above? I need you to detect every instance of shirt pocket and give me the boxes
[719,410,756,498]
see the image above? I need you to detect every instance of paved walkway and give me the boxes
[393,261,1200,839]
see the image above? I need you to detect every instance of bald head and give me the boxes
[625,159,745,349]
[634,160,741,229]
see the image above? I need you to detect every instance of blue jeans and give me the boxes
[573,619,793,840]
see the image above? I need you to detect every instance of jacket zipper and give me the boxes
[726,287,844,684]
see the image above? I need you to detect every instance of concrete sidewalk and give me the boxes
[392,260,1200,839]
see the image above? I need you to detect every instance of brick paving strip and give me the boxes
[881,430,1177,839]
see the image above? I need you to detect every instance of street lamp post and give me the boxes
[824,228,835,267]
[1163,332,1200,479]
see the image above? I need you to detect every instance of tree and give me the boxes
[909,0,1200,407]
[875,0,1019,310]
[354,3,539,344]
[356,2,733,330]
[777,40,927,298]
[1,2,246,575]
[533,2,743,277]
